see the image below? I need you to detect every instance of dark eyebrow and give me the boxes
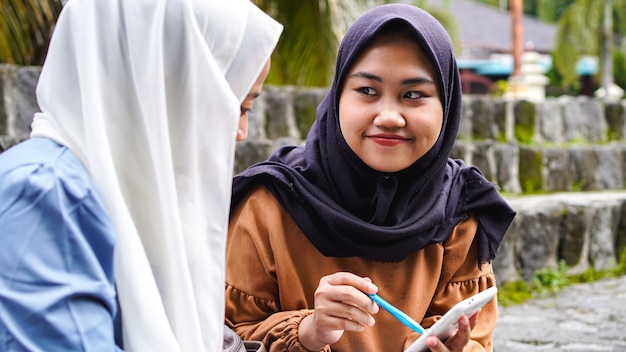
[349,71,382,82]
[400,77,437,86]
[349,71,436,86]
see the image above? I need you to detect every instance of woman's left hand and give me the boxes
[425,311,479,352]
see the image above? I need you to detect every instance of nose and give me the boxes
[236,111,249,141]
[374,107,406,129]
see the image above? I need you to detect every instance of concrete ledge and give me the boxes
[495,191,626,282]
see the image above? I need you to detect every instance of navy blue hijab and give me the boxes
[231,4,515,264]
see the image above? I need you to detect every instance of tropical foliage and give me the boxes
[252,0,366,87]
[1,0,457,88]
[0,0,62,65]
[11,0,624,93]
[552,0,626,89]
[253,0,458,87]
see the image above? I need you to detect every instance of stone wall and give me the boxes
[495,191,626,282]
[0,65,39,151]
[241,87,626,195]
[2,63,626,283]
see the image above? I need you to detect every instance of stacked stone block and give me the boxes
[2,63,626,283]
[496,192,626,282]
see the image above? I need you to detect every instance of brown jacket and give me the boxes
[225,186,497,352]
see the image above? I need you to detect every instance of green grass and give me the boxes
[498,248,626,306]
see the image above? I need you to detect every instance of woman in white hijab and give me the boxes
[0,0,282,351]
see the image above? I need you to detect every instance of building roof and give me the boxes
[427,0,596,76]
[430,0,557,56]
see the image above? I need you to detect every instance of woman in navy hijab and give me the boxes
[225,4,515,351]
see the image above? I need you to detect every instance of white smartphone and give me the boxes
[403,286,498,352]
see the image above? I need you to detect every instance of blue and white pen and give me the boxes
[367,293,425,334]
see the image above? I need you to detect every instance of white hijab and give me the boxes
[30,0,282,350]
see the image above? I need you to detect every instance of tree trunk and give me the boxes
[601,0,614,97]
[510,0,523,78]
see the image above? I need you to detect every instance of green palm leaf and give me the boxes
[254,0,367,87]
[0,0,61,65]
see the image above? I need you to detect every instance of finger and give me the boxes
[316,283,376,313]
[332,313,373,332]
[441,315,471,351]
[425,336,448,352]
[317,273,379,314]
[316,299,376,328]
[321,272,378,294]
[314,313,368,333]
[341,302,376,327]
[468,309,480,329]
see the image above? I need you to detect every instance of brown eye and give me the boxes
[358,87,376,96]
[404,91,423,99]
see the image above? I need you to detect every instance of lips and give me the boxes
[368,133,409,146]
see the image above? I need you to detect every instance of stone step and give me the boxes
[493,276,626,351]
[495,190,626,283]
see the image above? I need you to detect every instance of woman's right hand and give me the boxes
[298,272,379,350]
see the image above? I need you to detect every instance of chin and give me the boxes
[366,160,407,173]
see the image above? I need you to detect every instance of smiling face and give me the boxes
[338,31,443,173]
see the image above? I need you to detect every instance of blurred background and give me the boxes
[3,1,626,326]
[2,0,626,97]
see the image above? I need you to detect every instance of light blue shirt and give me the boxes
[0,138,123,351]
